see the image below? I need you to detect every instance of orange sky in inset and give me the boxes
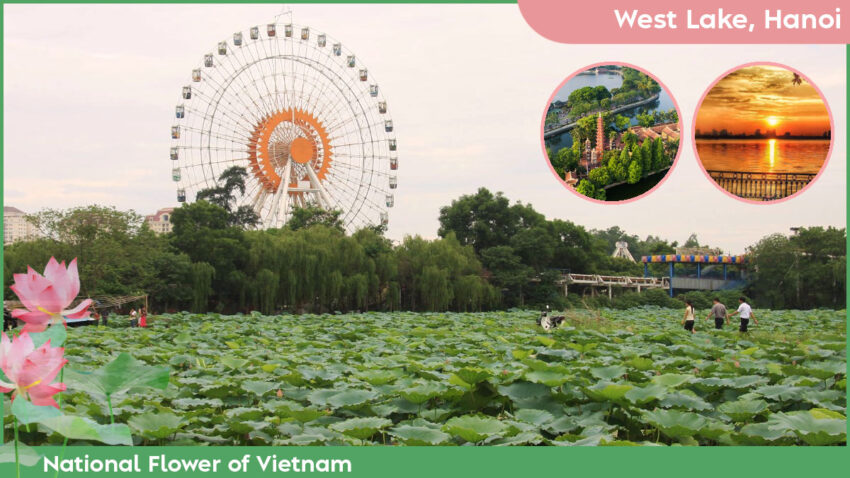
[696,65,830,137]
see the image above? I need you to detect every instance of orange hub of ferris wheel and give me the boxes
[247,108,333,195]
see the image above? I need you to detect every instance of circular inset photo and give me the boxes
[542,63,682,202]
[694,63,832,202]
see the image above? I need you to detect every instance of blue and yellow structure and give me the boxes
[641,254,748,297]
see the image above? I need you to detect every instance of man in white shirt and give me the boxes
[727,297,758,332]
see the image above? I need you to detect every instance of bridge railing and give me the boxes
[566,273,669,288]
[706,170,816,200]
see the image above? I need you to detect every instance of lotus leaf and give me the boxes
[390,425,452,445]
[717,399,769,422]
[642,410,707,439]
[443,415,508,443]
[329,417,392,440]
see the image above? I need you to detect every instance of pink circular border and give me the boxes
[690,61,835,205]
[539,61,684,204]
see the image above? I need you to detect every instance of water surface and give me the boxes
[696,139,829,174]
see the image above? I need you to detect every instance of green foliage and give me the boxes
[747,227,846,309]
[7,206,169,301]
[27,308,843,446]
[438,188,541,253]
[191,262,215,312]
[627,160,643,184]
[5,191,844,316]
[588,167,611,188]
[286,205,345,233]
[636,113,655,127]
[195,166,259,228]
[551,147,579,177]
[652,137,666,170]
[65,352,170,399]
[11,399,132,445]
[255,269,279,315]
[575,179,596,198]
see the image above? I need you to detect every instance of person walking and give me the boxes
[129,308,138,328]
[682,300,696,333]
[139,308,148,328]
[706,297,727,330]
[727,297,758,332]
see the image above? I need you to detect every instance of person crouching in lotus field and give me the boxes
[682,300,696,333]
[706,297,727,330]
[727,296,758,332]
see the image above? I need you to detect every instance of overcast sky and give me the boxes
[3,4,846,253]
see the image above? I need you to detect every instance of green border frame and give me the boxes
[0,3,847,477]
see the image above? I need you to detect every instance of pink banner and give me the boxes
[518,0,846,44]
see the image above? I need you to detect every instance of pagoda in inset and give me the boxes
[596,112,605,158]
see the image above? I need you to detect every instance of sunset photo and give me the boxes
[695,64,831,201]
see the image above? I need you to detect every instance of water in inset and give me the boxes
[696,139,829,174]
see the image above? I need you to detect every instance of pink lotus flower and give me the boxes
[10,257,92,332]
[0,332,67,407]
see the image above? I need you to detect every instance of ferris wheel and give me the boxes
[170,20,398,230]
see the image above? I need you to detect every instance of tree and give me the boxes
[575,179,596,198]
[171,201,250,310]
[480,246,532,307]
[609,154,627,182]
[574,115,598,146]
[510,226,556,272]
[191,262,215,312]
[395,233,493,311]
[641,140,654,171]
[255,268,279,315]
[554,147,578,174]
[622,131,638,148]
[143,251,194,312]
[588,167,611,187]
[21,206,155,297]
[747,227,845,309]
[636,113,655,127]
[195,166,260,228]
[614,114,630,131]
[437,188,544,253]
[287,205,345,232]
[627,160,643,184]
[652,137,666,170]
[630,145,644,173]
[548,219,606,273]
[593,188,606,201]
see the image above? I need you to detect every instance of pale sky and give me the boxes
[3,4,846,253]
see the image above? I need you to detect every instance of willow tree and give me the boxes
[255,268,279,315]
[419,265,452,311]
[396,233,494,312]
[191,261,215,312]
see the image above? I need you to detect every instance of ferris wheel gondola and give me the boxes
[169,20,398,230]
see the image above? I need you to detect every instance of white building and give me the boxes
[3,206,41,244]
[144,207,175,234]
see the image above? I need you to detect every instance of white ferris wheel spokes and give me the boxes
[170,21,398,230]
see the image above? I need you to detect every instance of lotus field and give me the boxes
[6,307,841,447]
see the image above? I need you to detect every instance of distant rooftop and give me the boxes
[4,206,25,214]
